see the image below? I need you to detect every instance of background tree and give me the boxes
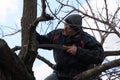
[0,0,120,80]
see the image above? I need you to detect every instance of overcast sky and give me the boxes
[0,0,120,80]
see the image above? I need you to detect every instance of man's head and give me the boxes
[64,14,82,31]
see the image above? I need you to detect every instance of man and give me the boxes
[36,14,104,80]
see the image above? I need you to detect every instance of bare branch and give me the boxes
[2,30,21,38]
[74,58,120,80]
[37,55,54,69]
[41,0,46,16]
[12,44,120,57]
[11,46,21,52]
[82,26,114,33]
[104,0,109,22]
[104,50,120,57]
[56,0,120,37]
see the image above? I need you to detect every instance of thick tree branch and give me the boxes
[11,43,120,80]
[30,14,54,30]
[12,44,120,58]
[30,0,54,30]
[104,50,120,57]
[11,46,21,52]
[0,39,34,80]
[37,44,68,50]
[37,55,54,69]
[37,44,120,57]
[73,58,120,80]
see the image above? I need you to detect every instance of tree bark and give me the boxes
[18,0,37,75]
[0,39,35,80]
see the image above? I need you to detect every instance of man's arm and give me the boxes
[36,32,51,44]
[75,42,104,64]
[36,32,53,50]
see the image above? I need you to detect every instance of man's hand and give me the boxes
[66,45,77,55]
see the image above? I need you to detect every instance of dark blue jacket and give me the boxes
[36,29,104,78]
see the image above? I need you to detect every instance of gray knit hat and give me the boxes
[65,14,82,31]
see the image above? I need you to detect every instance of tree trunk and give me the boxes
[19,0,37,75]
[0,67,9,80]
[0,0,37,79]
[0,39,34,80]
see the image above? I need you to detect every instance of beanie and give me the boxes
[65,14,82,31]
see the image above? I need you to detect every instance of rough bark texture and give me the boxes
[0,39,34,80]
[18,0,37,76]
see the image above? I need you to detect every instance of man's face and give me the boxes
[63,23,75,36]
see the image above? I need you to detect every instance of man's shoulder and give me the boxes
[82,32,98,43]
[82,32,94,39]
[54,28,62,31]
[47,29,63,36]
[52,29,63,34]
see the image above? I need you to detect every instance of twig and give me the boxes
[82,26,114,33]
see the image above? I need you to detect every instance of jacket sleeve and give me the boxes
[36,32,51,44]
[76,36,104,64]
[36,31,55,49]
